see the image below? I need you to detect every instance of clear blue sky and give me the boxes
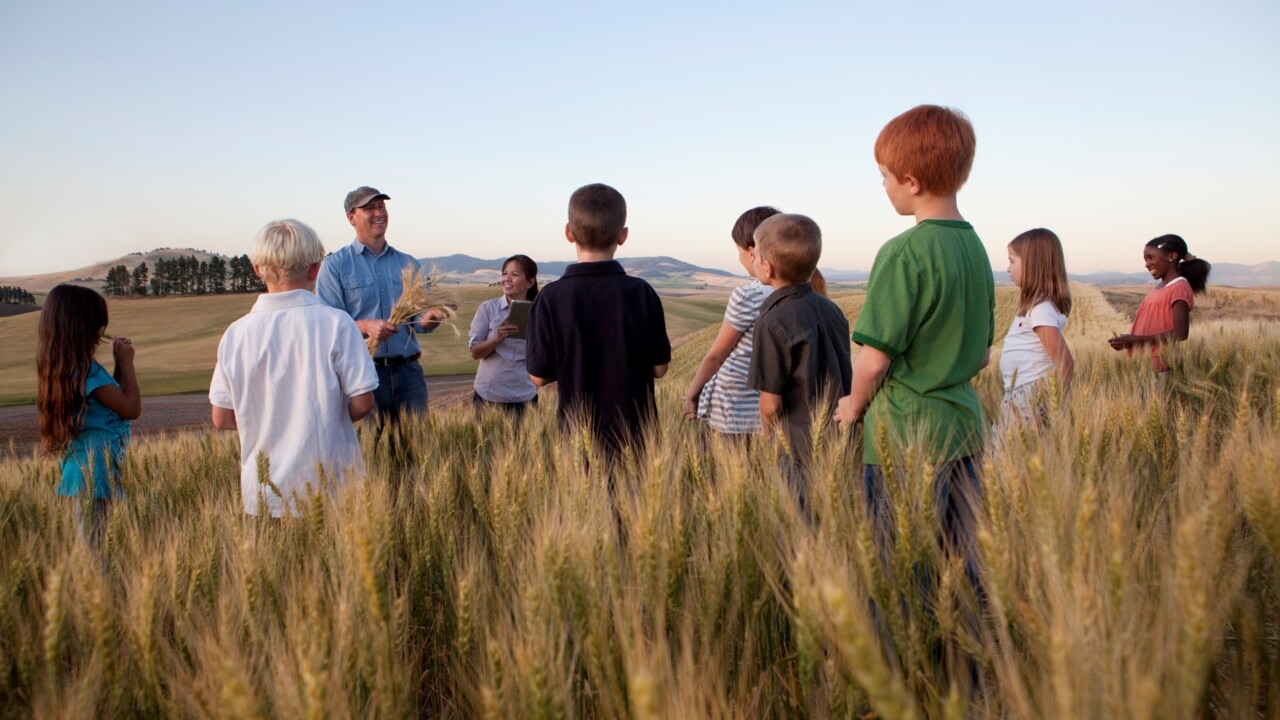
[2,0,1276,278]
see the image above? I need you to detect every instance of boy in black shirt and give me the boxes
[747,213,852,508]
[527,183,672,461]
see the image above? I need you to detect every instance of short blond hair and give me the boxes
[754,214,821,284]
[250,219,325,283]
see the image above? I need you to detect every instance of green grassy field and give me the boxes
[2,285,1279,717]
[0,286,735,407]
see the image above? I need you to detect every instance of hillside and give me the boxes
[1,248,228,295]
[1066,261,1280,287]
[5,252,1280,297]
[421,254,740,288]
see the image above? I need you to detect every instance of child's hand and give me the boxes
[683,394,698,420]
[112,337,135,365]
[1108,333,1134,350]
[833,395,861,426]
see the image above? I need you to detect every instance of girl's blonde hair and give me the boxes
[1009,228,1072,317]
[37,284,109,456]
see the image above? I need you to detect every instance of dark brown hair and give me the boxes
[37,285,109,456]
[567,183,627,251]
[730,206,781,249]
[503,254,539,301]
[874,104,976,196]
[1009,228,1072,316]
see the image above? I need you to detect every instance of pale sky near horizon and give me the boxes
[1,1,1276,279]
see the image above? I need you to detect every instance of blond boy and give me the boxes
[210,219,378,517]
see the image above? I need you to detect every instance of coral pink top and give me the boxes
[1131,276,1194,372]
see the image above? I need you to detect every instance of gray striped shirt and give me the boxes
[696,280,773,434]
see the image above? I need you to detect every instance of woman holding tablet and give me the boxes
[469,254,539,415]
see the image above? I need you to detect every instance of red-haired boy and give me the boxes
[835,104,994,686]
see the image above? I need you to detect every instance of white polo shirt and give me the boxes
[210,290,379,517]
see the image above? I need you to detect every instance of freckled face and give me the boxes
[1007,248,1024,287]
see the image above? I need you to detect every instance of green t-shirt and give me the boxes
[852,219,995,465]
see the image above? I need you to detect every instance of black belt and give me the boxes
[373,352,421,367]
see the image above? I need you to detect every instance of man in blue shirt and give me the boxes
[317,186,443,424]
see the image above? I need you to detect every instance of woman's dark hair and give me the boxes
[37,284,109,456]
[731,206,782,249]
[504,254,539,301]
[1147,234,1211,293]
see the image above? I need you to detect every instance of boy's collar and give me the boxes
[564,259,625,276]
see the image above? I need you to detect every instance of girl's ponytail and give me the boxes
[1180,256,1211,293]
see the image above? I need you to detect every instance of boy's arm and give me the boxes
[835,345,892,425]
[759,391,783,433]
[211,405,237,430]
[348,392,374,422]
[653,363,669,379]
[525,293,557,388]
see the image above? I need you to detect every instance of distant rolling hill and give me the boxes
[422,255,742,288]
[994,262,1280,288]
[1,248,227,295]
[4,252,1278,297]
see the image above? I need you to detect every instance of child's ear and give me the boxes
[615,227,628,247]
[759,259,774,282]
[564,223,576,245]
[904,173,924,196]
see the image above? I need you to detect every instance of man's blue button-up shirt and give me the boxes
[316,239,430,360]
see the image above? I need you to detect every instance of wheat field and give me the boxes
[1,284,1278,718]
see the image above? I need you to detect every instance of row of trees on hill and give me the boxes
[103,254,266,297]
[0,286,36,304]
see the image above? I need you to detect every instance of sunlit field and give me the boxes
[0,285,729,407]
[2,284,1278,717]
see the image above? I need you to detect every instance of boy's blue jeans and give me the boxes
[862,456,985,690]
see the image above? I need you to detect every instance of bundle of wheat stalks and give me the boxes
[366,265,460,356]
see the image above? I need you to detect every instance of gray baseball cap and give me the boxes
[344,186,390,213]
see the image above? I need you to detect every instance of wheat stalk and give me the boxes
[366,265,460,356]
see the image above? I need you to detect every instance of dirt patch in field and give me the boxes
[0,374,477,459]
[1101,285,1280,324]
[0,304,39,318]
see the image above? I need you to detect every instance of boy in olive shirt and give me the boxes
[835,104,994,688]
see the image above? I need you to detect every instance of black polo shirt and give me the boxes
[747,282,852,466]
[527,260,672,456]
